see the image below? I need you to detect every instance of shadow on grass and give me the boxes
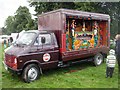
[42,61,94,77]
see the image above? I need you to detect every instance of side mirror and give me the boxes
[41,37,46,44]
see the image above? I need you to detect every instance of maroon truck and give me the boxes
[3,9,110,82]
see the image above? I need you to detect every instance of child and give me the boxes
[3,39,7,48]
[106,49,116,78]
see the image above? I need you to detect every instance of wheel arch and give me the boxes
[99,52,107,61]
[22,60,43,75]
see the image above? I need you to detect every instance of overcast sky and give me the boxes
[0,0,36,28]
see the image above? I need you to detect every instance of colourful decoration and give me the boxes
[66,20,73,51]
[70,20,76,50]
[99,28,103,45]
[74,39,81,50]
[66,18,101,51]
[66,15,92,20]
[71,20,76,37]
[72,37,75,50]
[88,34,94,48]
[80,40,90,49]
[74,31,93,50]
[66,32,69,50]
[82,22,86,32]
[93,21,99,47]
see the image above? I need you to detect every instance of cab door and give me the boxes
[34,33,59,69]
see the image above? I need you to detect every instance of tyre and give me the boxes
[93,53,103,66]
[22,64,40,83]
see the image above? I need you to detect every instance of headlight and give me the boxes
[14,58,17,64]
[13,58,17,70]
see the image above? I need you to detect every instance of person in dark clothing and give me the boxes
[8,37,13,46]
[9,37,13,43]
[115,34,120,72]
[3,39,7,48]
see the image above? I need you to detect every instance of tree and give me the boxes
[14,6,35,33]
[29,2,75,15]
[74,2,95,12]
[4,16,15,35]
[29,2,96,15]
[3,6,36,35]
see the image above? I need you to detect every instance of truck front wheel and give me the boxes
[93,53,103,66]
[22,64,40,83]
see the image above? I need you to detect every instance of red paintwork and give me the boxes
[61,34,66,52]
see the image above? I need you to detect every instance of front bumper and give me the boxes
[2,61,22,75]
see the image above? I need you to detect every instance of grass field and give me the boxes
[0,44,2,89]
[0,45,119,88]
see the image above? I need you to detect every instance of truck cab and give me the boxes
[3,30,59,82]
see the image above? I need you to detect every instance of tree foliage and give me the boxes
[74,2,95,12]
[29,2,76,15]
[29,2,96,15]
[3,6,36,35]
[4,16,15,35]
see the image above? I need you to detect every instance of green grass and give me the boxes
[1,45,119,88]
[0,45,2,89]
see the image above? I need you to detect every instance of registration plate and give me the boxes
[2,61,8,71]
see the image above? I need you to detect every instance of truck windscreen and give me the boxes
[15,32,36,46]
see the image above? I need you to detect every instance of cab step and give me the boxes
[58,58,93,67]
